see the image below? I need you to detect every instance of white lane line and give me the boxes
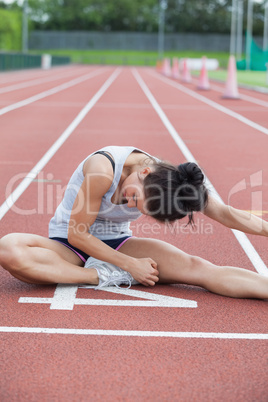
[0,70,53,85]
[19,285,197,310]
[19,297,197,308]
[149,71,268,137]
[0,66,73,85]
[132,68,268,276]
[0,68,121,221]
[0,67,108,116]
[0,327,267,339]
[0,67,92,94]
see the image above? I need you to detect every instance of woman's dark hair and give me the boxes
[143,161,208,224]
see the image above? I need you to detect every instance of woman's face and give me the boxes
[121,168,150,214]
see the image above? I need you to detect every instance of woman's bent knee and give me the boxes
[0,234,27,272]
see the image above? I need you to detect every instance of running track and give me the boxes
[0,65,267,401]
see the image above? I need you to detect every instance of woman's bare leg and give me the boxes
[0,233,98,285]
[118,238,268,299]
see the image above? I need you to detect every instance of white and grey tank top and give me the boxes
[49,146,155,240]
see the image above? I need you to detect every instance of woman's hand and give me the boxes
[127,257,159,286]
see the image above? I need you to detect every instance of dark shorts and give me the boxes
[49,236,132,264]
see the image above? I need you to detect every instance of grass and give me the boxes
[30,49,268,89]
[31,49,231,68]
[206,70,268,89]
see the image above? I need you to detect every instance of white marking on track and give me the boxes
[132,68,268,277]
[50,284,78,310]
[0,68,121,221]
[149,70,268,136]
[0,68,92,94]
[0,67,107,116]
[0,327,267,339]
[18,284,197,310]
[0,66,72,85]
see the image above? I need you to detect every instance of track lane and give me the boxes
[165,72,268,128]
[150,70,268,135]
[0,65,74,85]
[1,333,266,401]
[0,66,266,266]
[0,66,267,401]
[0,66,107,113]
[1,67,265,277]
[0,65,96,94]
[0,67,116,207]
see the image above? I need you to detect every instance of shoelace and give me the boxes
[95,269,132,290]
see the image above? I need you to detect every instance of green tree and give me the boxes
[0,8,22,50]
[23,0,268,35]
[28,0,159,32]
[165,0,265,34]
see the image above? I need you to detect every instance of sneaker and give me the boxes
[84,257,139,289]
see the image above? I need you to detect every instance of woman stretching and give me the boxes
[0,145,267,299]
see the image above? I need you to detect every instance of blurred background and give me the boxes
[0,0,268,87]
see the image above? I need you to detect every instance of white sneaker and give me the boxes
[84,257,139,289]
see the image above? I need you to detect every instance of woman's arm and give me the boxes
[68,155,158,286]
[203,195,268,236]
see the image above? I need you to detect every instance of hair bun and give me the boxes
[177,162,204,187]
[143,159,209,223]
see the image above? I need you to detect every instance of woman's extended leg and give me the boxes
[0,233,98,285]
[118,237,268,299]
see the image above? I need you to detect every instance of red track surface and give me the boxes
[0,65,267,401]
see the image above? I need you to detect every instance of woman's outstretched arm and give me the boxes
[203,195,268,237]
